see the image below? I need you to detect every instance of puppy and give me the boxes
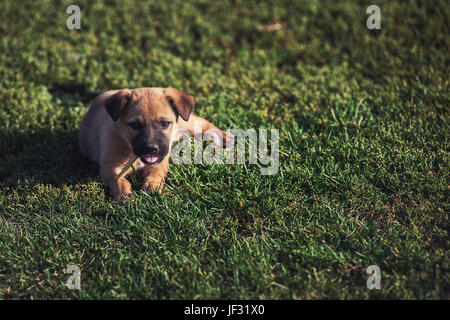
[79,87,230,201]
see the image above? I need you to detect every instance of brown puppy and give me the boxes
[79,87,230,201]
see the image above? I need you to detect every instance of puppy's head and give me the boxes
[104,87,194,166]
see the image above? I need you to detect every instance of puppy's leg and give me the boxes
[100,161,135,202]
[140,156,169,193]
[177,115,234,146]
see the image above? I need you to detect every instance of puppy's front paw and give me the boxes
[113,191,136,203]
[141,180,164,194]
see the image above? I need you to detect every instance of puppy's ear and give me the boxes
[104,89,131,121]
[164,87,194,121]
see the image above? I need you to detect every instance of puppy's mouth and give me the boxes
[141,155,163,166]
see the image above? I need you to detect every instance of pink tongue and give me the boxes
[145,156,158,163]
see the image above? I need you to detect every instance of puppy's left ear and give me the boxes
[164,87,194,121]
[104,89,131,121]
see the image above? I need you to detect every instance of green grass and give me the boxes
[0,0,448,299]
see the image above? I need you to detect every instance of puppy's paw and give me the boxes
[113,191,136,203]
[223,130,235,147]
[204,129,234,148]
[141,181,164,194]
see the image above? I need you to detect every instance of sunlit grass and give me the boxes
[0,0,448,299]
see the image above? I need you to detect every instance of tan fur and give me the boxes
[79,87,230,202]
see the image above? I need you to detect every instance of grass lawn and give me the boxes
[0,0,448,299]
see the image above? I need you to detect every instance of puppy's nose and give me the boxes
[145,144,159,154]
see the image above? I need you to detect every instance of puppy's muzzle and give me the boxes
[132,130,169,166]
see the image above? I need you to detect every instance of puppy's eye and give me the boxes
[128,121,142,130]
[161,121,171,129]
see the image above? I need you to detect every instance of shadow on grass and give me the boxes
[48,83,103,107]
[0,128,99,189]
